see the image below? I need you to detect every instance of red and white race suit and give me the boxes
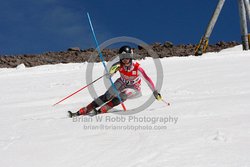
[105,62,156,100]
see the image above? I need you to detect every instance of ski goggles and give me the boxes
[119,53,133,60]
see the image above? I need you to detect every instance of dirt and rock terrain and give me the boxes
[0,41,239,68]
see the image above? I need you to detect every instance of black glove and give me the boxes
[153,90,162,100]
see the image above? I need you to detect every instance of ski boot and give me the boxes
[68,107,88,118]
[68,111,79,118]
[94,103,113,115]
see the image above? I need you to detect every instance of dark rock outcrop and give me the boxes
[0,41,240,68]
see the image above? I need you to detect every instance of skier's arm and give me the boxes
[138,67,156,91]
[138,67,162,100]
[109,62,120,75]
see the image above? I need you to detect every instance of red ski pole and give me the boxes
[53,74,107,106]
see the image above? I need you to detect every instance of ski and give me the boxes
[67,108,119,118]
[68,110,99,118]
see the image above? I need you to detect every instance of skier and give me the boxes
[68,45,162,117]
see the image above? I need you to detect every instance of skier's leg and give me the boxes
[68,95,106,117]
[76,79,123,115]
[98,88,141,113]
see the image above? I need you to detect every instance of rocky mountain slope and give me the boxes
[0,41,239,68]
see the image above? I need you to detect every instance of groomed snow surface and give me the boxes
[0,46,250,167]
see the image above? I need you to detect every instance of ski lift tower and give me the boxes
[195,0,250,56]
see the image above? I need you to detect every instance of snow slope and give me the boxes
[0,46,250,167]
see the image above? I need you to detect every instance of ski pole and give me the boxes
[53,73,107,106]
[161,98,170,106]
[87,12,127,111]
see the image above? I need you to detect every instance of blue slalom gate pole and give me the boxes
[87,12,126,111]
